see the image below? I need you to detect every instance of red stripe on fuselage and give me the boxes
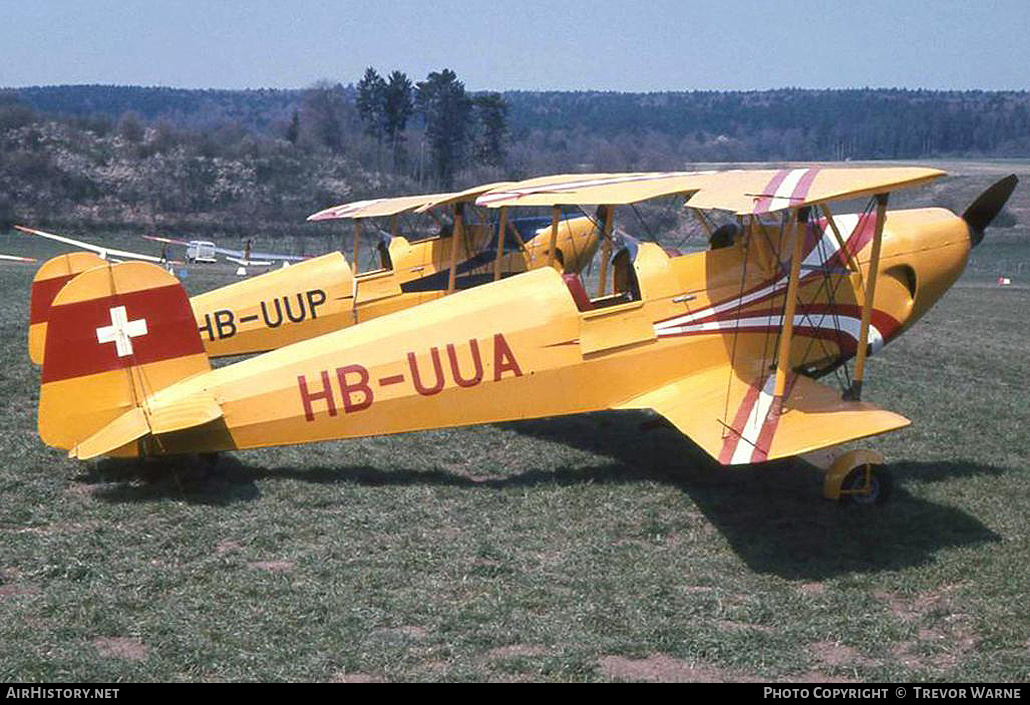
[653,212,879,331]
[655,306,902,354]
[41,284,204,383]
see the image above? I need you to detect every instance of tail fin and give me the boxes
[38,261,212,456]
[29,252,107,365]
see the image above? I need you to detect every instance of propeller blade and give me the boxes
[963,174,1018,247]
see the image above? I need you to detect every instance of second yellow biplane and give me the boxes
[26,182,600,362]
[33,168,1017,503]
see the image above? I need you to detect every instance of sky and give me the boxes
[1,0,1028,92]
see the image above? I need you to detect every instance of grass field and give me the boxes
[0,162,1028,682]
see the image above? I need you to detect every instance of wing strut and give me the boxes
[351,220,362,275]
[689,207,714,239]
[819,204,859,274]
[492,206,508,282]
[596,205,614,297]
[446,202,465,294]
[547,206,560,268]
[844,193,888,400]
[772,207,808,411]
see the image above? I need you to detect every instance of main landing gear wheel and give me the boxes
[817,449,894,505]
[840,464,893,505]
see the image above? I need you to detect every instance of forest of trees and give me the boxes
[1,77,1028,233]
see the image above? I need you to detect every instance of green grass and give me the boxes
[1,164,1029,681]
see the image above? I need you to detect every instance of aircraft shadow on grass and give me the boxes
[78,409,1003,581]
[497,410,1005,580]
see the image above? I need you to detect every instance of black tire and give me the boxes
[842,464,892,505]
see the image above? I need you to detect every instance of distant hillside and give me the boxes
[503,89,1030,165]
[1,84,1027,234]
[10,85,1030,161]
[12,84,307,132]
[0,87,408,235]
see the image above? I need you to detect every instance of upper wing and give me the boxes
[475,167,944,214]
[475,172,714,208]
[684,167,944,214]
[308,182,516,221]
[616,365,909,465]
[412,181,516,212]
[307,192,455,221]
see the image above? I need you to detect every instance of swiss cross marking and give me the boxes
[96,306,148,357]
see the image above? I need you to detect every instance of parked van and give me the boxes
[186,241,217,263]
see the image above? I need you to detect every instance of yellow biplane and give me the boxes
[33,168,1017,503]
[25,183,600,362]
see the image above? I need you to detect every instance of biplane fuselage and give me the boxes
[188,214,599,357]
[38,202,972,462]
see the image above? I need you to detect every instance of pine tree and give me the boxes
[286,110,299,145]
[356,67,387,142]
[474,92,508,167]
[416,69,472,187]
[299,82,348,153]
[383,71,414,169]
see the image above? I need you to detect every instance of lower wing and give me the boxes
[616,365,909,465]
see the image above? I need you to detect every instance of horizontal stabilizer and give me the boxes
[146,391,223,435]
[617,366,909,465]
[71,407,149,460]
[70,391,223,460]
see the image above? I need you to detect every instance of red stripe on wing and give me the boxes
[753,170,790,214]
[790,168,820,205]
[718,375,767,464]
[750,374,796,463]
